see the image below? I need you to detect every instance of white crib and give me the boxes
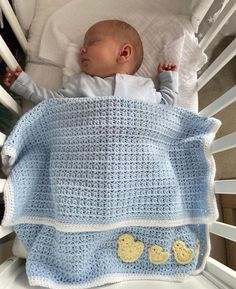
[0,0,235,288]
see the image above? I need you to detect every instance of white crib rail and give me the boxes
[192,0,236,281]
[0,0,27,52]
[0,226,13,239]
[0,179,5,192]
[0,132,6,147]
[210,222,236,243]
[199,0,236,52]
[197,38,236,91]
[0,35,19,71]
[211,132,236,154]
[0,257,24,289]
[199,85,236,118]
[0,86,21,115]
[204,258,236,289]
[215,180,236,194]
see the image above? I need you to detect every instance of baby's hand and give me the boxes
[4,66,22,88]
[158,63,177,73]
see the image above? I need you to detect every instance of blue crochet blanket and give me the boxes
[1,97,220,288]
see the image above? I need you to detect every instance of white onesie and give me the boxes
[10,71,178,105]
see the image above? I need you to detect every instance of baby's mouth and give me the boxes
[81,58,89,64]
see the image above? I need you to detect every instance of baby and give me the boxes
[4,20,178,105]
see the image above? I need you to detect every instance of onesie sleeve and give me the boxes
[156,71,178,105]
[10,72,81,103]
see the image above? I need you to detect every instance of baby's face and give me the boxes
[79,23,122,78]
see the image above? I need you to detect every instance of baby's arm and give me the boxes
[4,67,79,103]
[156,63,178,105]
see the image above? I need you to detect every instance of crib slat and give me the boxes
[215,179,236,195]
[0,226,13,239]
[0,179,6,193]
[199,85,236,117]
[0,257,24,289]
[210,221,236,242]
[204,257,236,289]
[198,38,236,91]
[0,85,21,115]
[211,132,236,153]
[0,36,19,71]
[0,0,27,52]
[0,132,6,147]
[215,180,236,195]
[199,0,236,51]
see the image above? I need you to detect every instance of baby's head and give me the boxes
[79,20,143,78]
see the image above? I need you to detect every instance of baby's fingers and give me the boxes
[15,66,23,74]
[164,64,175,70]
[158,64,164,73]
[158,63,177,72]
[170,64,177,71]
[4,66,22,87]
[3,75,13,87]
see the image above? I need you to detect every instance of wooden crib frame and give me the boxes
[0,0,235,288]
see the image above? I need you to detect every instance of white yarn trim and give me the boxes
[203,118,221,222]
[1,146,17,166]
[191,118,221,276]
[191,225,211,275]
[1,177,15,226]
[30,273,187,289]
[3,214,219,232]
[1,146,17,227]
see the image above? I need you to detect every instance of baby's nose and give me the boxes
[80,47,86,55]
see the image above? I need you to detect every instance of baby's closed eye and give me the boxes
[86,39,101,46]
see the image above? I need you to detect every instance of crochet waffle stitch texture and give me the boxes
[1,97,221,288]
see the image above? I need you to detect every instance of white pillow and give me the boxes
[12,0,36,33]
[39,0,185,68]
[26,0,72,62]
[17,0,211,61]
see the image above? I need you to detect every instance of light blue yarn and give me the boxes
[2,97,220,287]
[14,224,207,284]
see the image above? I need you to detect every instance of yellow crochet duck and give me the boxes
[148,245,169,265]
[172,240,194,265]
[117,233,144,263]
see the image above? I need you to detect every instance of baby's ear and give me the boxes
[117,44,132,64]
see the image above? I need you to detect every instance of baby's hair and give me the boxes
[94,20,143,74]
